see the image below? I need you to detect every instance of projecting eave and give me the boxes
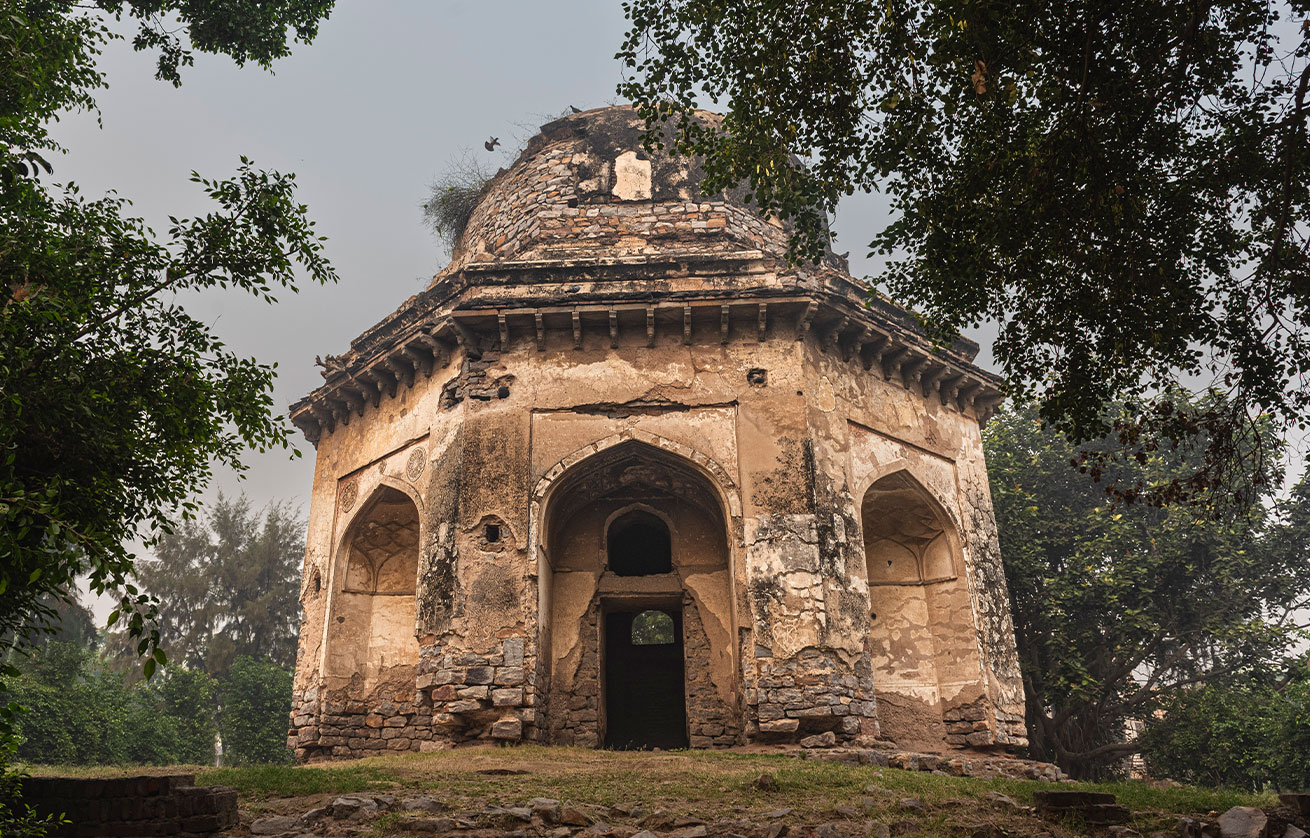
[289,254,1004,446]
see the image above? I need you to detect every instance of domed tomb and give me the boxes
[286,106,1027,759]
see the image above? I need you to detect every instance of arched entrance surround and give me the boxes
[530,431,744,748]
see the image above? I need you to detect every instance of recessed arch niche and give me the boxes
[860,470,977,749]
[862,471,960,585]
[607,508,673,576]
[326,484,420,692]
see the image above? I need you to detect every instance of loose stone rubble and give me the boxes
[286,105,1026,759]
[227,786,1310,838]
[791,748,1067,782]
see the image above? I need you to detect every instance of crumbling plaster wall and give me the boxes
[517,328,771,744]
[291,275,1024,757]
[809,338,1027,748]
[289,344,464,759]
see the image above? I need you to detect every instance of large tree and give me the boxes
[618,1,1310,502]
[0,0,335,671]
[984,399,1310,778]
[114,494,304,678]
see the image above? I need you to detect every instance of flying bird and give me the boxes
[484,137,500,152]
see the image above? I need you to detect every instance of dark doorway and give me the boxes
[603,608,688,749]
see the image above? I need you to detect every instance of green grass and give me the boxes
[198,763,397,797]
[23,745,1277,838]
[180,746,1273,820]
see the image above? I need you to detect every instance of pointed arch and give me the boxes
[323,480,422,691]
[860,469,962,585]
[530,431,744,749]
[531,430,742,557]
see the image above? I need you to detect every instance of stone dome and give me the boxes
[445,106,823,271]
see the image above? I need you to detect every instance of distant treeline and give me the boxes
[7,494,303,766]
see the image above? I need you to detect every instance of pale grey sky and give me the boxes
[50,0,909,528]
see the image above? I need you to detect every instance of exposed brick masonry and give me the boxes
[19,774,237,838]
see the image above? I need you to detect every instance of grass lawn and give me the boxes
[24,747,1279,836]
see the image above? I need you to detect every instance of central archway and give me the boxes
[537,439,741,749]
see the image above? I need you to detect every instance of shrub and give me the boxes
[152,668,218,764]
[219,657,292,765]
[421,157,494,254]
[7,641,217,766]
[1139,667,1310,791]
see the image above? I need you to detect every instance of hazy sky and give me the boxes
[51,0,915,532]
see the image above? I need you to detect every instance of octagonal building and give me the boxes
[287,106,1027,759]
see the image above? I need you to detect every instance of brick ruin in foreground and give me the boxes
[286,106,1027,759]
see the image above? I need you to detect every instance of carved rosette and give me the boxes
[406,447,427,482]
[339,479,359,512]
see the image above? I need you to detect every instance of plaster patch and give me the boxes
[612,151,652,201]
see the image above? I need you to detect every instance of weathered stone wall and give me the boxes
[291,322,1020,756]
[416,635,536,745]
[452,108,793,269]
[816,334,1026,749]
[682,595,743,746]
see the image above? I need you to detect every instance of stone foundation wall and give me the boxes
[416,635,538,745]
[750,647,878,743]
[293,677,431,760]
[20,774,237,838]
[683,599,744,747]
[547,606,602,747]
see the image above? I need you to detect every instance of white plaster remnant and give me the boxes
[612,151,652,201]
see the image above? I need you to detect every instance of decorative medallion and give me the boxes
[406,447,427,482]
[339,480,359,512]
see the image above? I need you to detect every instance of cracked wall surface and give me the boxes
[287,105,1025,760]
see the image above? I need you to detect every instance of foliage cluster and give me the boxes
[1,2,333,827]
[619,0,1310,506]
[106,494,304,679]
[1138,670,1310,791]
[5,494,308,767]
[8,638,292,767]
[985,398,1310,779]
[1,0,335,681]
[217,657,295,765]
[422,157,495,255]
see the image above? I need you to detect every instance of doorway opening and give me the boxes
[603,607,688,749]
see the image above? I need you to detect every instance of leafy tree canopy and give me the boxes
[619,1,1310,502]
[985,398,1310,778]
[219,656,293,765]
[109,494,304,678]
[0,0,336,669]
